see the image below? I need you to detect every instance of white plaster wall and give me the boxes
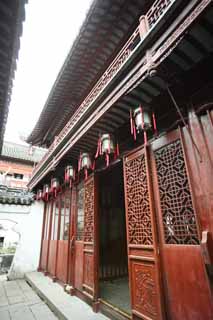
[0,201,44,279]
[0,227,19,248]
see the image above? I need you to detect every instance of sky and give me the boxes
[5,0,92,144]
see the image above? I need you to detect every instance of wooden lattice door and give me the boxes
[151,132,213,320]
[123,147,165,320]
[82,174,99,302]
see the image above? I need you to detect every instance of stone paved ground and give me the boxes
[0,276,58,320]
[26,272,109,320]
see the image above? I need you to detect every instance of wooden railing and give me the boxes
[147,0,173,28]
[32,0,176,178]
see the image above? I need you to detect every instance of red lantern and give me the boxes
[64,165,75,188]
[51,178,60,198]
[130,105,157,144]
[78,152,93,180]
[95,133,119,167]
[43,184,50,202]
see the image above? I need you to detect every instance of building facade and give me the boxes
[0,141,46,190]
[28,1,213,319]
[0,142,46,277]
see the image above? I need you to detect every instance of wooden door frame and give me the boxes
[53,193,62,282]
[66,187,75,288]
[38,201,47,272]
[44,198,54,275]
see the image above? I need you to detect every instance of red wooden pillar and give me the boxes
[67,186,77,293]
[45,199,53,275]
[53,194,62,282]
[38,201,46,271]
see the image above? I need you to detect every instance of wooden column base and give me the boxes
[64,284,75,296]
[93,301,100,313]
[44,270,48,276]
[52,276,57,282]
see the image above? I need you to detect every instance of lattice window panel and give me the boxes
[84,179,94,243]
[125,154,153,245]
[155,139,199,245]
[76,184,85,241]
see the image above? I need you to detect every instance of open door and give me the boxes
[73,174,99,306]
[123,147,165,320]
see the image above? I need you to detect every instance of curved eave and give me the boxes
[27,0,153,147]
[28,0,213,190]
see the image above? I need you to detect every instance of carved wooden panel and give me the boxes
[41,240,48,270]
[131,262,158,319]
[84,253,94,289]
[47,240,57,275]
[125,153,153,245]
[56,241,68,284]
[84,178,94,243]
[155,139,199,245]
[74,241,84,290]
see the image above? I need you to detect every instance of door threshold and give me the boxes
[99,298,131,320]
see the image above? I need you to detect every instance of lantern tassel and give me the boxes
[152,112,157,136]
[144,131,147,145]
[95,138,100,158]
[64,171,67,183]
[116,142,120,156]
[84,168,88,180]
[91,160,95,171]
[130,109,133,135]
[133,123,137,141]
[100,138,103,155]
[108,135,111,154]
[106,153,110,167]
[70,179,72,189]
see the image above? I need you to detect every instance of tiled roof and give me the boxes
[0,0,27,151]
[0,185,34,205]
[1,141,46,164]
[27,0,153,146]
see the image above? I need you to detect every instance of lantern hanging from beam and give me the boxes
[43,184,50,202]
[51,178,60,198]
[64,165,75,188]
[95,133,119,167]
[78,152,93,180]
[36,189,43,201]
[130,105,157,144]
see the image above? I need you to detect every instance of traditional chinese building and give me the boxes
[0,141,46,191]
[27,1,213,319]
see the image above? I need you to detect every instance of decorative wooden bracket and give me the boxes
[201,231,213,265]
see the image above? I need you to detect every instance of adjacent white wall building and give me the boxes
[0,201,44,279]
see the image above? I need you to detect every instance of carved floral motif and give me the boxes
[84,178,94,243]
[134,264,158,318]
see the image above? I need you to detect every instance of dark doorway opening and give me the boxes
[99,161,131,314]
